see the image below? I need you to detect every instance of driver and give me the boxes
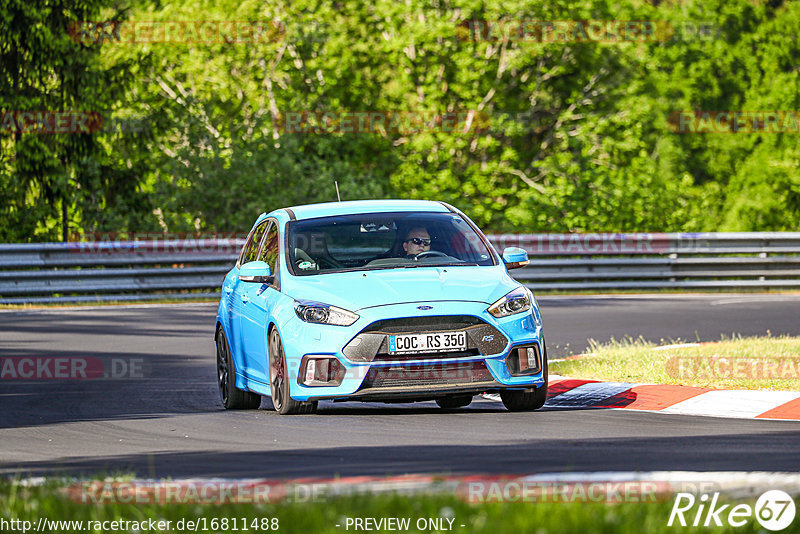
[402,227,432,257]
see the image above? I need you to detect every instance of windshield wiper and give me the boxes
[360,264,407,271]
[403,262,480,268]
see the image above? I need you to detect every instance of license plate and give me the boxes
[388,331,467,354]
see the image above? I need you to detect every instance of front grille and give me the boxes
[360,361,493,390]
[343,315,508,362]
[362,315,486,333]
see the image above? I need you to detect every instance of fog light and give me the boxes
[505,344,541,375]
[521,347,538,371]
[299,356,345,386]
[304,359,317,384]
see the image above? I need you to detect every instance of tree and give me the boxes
[0,0,146,241]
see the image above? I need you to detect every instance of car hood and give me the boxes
[284,265,519,312]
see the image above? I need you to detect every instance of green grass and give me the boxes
[1,480,795,534]
[551,335,800,391]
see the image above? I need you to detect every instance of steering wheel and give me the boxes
[414,250,448,260]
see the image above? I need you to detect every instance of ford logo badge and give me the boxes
[417,305,433,310]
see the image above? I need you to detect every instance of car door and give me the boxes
[231,219,270,379]
[239,219,282,384]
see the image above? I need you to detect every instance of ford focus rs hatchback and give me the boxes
[215,200,547,414]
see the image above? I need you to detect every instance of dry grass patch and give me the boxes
[551,335,800,391]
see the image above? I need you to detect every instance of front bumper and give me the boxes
[279,301,545,402]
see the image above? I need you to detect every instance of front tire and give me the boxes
[216,327,262,410]
[268,328,317,415]
[500,337,549,412]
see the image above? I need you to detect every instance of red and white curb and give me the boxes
[483,377,800,421]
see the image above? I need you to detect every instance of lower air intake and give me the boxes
[361,361,493,390]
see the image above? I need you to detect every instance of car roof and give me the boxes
[281,199,452,221]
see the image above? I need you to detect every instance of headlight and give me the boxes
[487,287,531,318]
[294,300,359,326]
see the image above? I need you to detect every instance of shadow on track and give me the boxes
[5,428,800,479]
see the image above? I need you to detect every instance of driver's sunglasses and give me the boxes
[405,237,431,246]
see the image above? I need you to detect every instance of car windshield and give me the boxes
[286,211,496,276]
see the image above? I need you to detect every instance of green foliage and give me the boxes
[2,0,799,240]
[0,0,150,241]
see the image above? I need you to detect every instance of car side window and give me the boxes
[258,221,280,275]
[239,220,269,266]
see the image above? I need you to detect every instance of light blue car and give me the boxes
[215,199,547,414]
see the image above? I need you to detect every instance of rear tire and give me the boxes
[216,327,262,410]
[500,337,549,412]
[435,395,473,409]
[268,328,318,415]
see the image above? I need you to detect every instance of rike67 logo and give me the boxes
[668,490,796,531]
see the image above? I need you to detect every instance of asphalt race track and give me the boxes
[2,294,800,479]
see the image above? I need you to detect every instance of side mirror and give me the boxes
[239,261,273,283]
[502,247,529,270]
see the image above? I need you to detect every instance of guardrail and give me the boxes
[0,239,243,304]
[1,233,799,303]
[496,232,800,290]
